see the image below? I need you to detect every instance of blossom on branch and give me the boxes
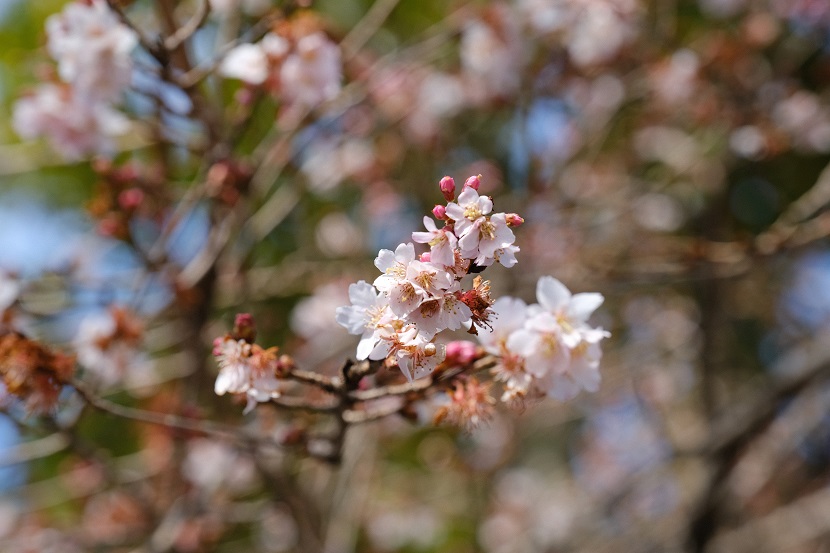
[213,324,289,413]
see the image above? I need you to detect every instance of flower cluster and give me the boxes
[212,314,292,413]
[13,0,135,159]
[478,276,610,403]
[336,175,523,381]
[73,307,150,388]
[219,26,341,108]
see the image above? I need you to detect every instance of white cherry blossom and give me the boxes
[13,84,130,160]
[335,280,394,360]
[407,293,472,339]
[46,0,137,102]
[535,275,605,345]
[373,243,417,292]
[445,186,493,237]
[412,216,457,267]
[461,212,516,264]
[220,43,269,85]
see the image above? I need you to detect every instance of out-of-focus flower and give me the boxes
[518,0,640,68]
[81,491,147,546]
[280,32,342,107]
[182,438,257,494]
[0,333,75,413]
[291,282,350,340]
[461,5,525,99]
[219,43,270,85]
[772,90,830,153]
[435,377,496,430]
[0,273,20,314]
[13,84,130,160]
[74,306,150,388]
[46,0,137,102]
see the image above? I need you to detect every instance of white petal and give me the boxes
[348,280,378,308]
[335,305,366,335]
[567,293,604,322]
[356,332,377,360]
[506,328,539,358]
[536,276,571,312]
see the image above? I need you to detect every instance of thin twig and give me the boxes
[164,0,211,51]
[340,0,402,60]
[105,0,165,64]
[289,368,343,394]
[349,377,432,401]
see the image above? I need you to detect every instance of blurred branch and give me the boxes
[687,328,830,552]
[709,484,830,553]
[0,432,68,467]
[340,0,402,60]
[71,379,260,447]
[105,0,166,64]
[163,0,211,51]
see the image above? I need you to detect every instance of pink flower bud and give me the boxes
[464,175,481,190]
[432,204,447,220]
[97,216,120,237]
[419,252,431,262]
[232,313,257,343]
[118,188,144,210]
[439,176,455,201]
[505,213,524,227]
[445,340,480,365]
[212,337,225,356]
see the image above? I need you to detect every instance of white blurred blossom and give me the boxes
[46,0,136,102]
[280,33,342,107]
[13,84,130,161]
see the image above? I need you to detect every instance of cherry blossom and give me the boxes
[46,0,137,102]
[412,216,458,267]
[13,84,130,160]
[219,43,270,85]
[335,280,395,360]
[280,33,342,107]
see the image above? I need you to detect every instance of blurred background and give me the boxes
[3,0,830,552]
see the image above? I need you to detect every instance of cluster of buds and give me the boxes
[87,161,166,239]
[0,332,76,412]
[335,176,523,381]
[212,314,294,413]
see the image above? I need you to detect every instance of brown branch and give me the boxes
[71,379,260,447]
[348,377,431,401]
[686,331,830,552]
[289,368,343,394]
[163,0,211,51]
[105,0,166,64]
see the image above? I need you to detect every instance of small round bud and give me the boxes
[420,252,431,262]
[118,188,144,210]
[505,213,524,227]
[439,176,455,201]
[232,313,257,343]
[464,175,481,190]
[424,343,437,357]
[432,204,447,219]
